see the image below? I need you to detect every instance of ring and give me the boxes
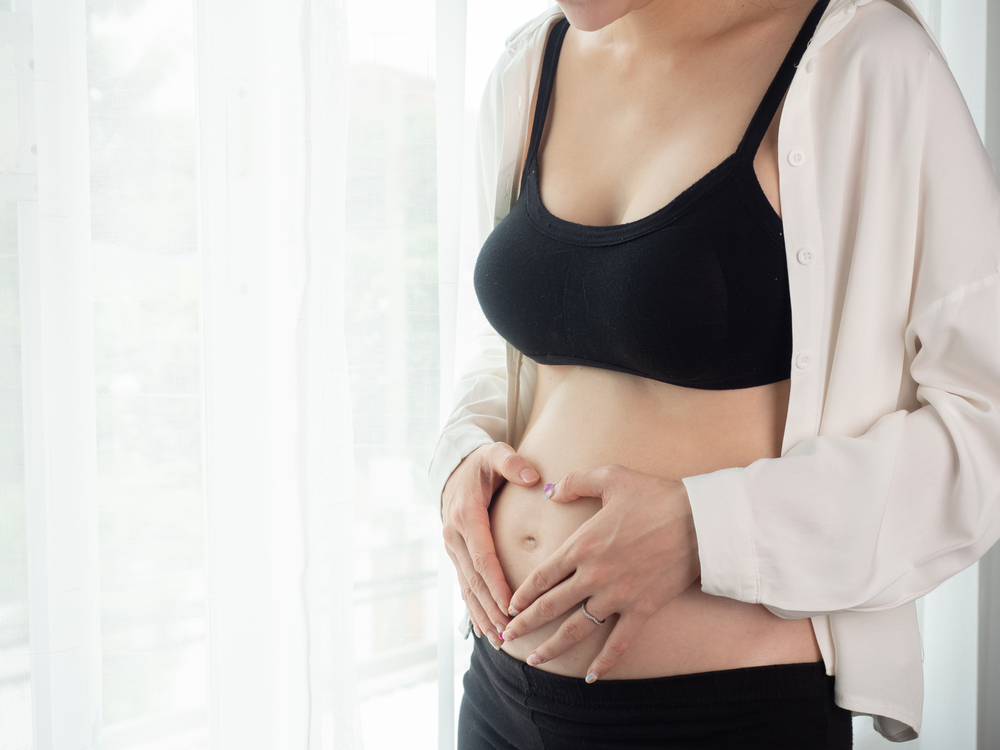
[581,599,606,625]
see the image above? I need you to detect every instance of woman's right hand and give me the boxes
[441,442,540,639]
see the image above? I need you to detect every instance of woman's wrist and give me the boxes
[440,442,495,521]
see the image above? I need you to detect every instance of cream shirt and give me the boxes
[427,0,1000,740]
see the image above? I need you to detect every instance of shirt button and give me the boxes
[788,149,805,166]
[806,57,818,73]
[795,352,812,369]
[796,247,814,265]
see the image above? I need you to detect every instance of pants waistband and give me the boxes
[472,635,831,711]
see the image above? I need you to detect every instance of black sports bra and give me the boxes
[474,0,829,390]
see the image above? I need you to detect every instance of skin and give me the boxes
[441,0,823,682]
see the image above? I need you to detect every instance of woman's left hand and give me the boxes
[501,464,701,681]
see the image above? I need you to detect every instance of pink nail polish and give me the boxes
[543,483,555,499]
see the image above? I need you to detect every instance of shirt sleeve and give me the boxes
[683,46,1000,619]
[426,319,510,513]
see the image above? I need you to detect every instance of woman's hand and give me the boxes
[501,464,700,682]
[441,442,540,641]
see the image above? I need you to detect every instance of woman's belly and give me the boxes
[489,364,822,680]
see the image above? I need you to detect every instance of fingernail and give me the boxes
[495,623,505,634]
[585,673,597,683]
[486,632,503,650]
[527,652,544,666]
[520,468,539,483]
[473,623,482,638]
[508,605,520,616]
[502,628,517,642]
[542,483,555,499]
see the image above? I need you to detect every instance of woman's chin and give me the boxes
[555,0,639,33]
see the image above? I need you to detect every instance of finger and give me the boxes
[462,506,514,623]
[444,543,489,639]
[487,441,541,486]
[524,605,609,667]
[546,464,622,504]
[451,529,510,633]
[584,611,647,683]
[502,576,583,642]
[508,543,576,617]
[454,564,490,640]
[461,584,488,639]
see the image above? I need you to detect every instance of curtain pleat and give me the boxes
[23,1,103,746]
[301,0,364,747]
[434,1,468,747]
[195,0,360,745]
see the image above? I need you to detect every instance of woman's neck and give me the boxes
[560,0,814,62]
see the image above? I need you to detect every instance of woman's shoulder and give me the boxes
[502,5,565,54]
[842,0,943,70]
[476,6,565,144]
[800,0,950,118]
[478,6,563,118]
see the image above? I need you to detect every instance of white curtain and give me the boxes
[0,0,996,748]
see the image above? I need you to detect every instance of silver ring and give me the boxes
[581,599,606,625]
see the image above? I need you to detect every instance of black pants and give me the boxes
[458,635,853,749]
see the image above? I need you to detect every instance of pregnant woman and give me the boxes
[430,0,1000,747]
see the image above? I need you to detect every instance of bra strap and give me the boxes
[522,2,830,183]
[521,18,571,191]
[735,0,831,163]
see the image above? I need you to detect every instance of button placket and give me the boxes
[787,25,820,376]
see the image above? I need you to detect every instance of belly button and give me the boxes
[522,536,537,551]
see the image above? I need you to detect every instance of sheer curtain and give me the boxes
[0,0,997,749]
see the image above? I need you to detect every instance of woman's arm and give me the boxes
[427,319,511,513]
[684,45,1000,619]
[428,30,526,509]
[688,267,1000,618]
[428,34,546,636]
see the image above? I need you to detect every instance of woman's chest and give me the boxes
[474,186,793,390]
